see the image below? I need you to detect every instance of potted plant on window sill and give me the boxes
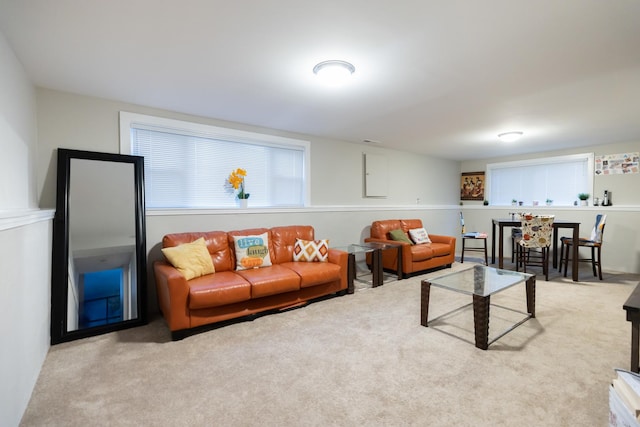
[578,193,590,206]
[228,168,250,208]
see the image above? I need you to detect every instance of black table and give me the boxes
[623,283,640,373]
[491,218,581,282]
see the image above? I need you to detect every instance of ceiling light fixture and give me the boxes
[313,60,355,86]
[498,131,524,143]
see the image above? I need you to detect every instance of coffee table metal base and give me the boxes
[421,275,536,350]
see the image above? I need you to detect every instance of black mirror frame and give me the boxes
[51,148,147,344]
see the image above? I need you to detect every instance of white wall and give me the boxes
[36,88,460,209]
[0,31,52,427]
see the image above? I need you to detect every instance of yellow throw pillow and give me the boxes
[161,237,215,280]
[293,239,329,262]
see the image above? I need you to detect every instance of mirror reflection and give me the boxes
[51,149,147,344]
[67,159,138,331]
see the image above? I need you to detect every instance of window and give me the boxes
[119,112,310,208]
[486,153,594,206]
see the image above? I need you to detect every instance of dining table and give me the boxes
[490,218,581,282]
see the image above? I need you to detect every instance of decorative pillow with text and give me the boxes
[233,232,273,270]
[409,227,431,244]
[293,239,329,262]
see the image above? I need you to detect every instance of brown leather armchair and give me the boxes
[365,219,456,277]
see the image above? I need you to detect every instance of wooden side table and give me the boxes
[623,283,640,373]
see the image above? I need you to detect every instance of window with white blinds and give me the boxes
[119,112,309,209]
[486,153,594,206]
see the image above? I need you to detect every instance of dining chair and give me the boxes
[559,214,607,280]
[459,212,488,265]
[515,214,555,280]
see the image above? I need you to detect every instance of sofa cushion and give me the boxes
[270,225,315,263]
[188,271,251,309]
[390,229,413,245]
[236,265,301,298]
[409,227,431,244]
[163,231,234,273]
[293,239,329,262]
[401,219,424,232]
[282,261,342,288]
[233,232,273,270]
[410,244,435,262]
[430,242,452,257]
[370,220,403,239]
[161,237,215,280]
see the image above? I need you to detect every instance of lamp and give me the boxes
[498,131,523,142]
[313,60,355,85]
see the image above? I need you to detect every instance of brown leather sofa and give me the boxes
[154,225,349,340]
[365,219,456,277]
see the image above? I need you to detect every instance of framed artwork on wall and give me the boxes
[460,171,485,201]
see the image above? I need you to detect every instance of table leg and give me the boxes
[572,225,579,282]
[491,221,496,264]
[483,238,488,266]
[396,246,403,280]
[372,248,383,287]
[552,226,559,269]
[420,280,431,327]
[525,275,536,318]
[347,253,355,294]
[632,319,640,373]
[473,294,490,350]
[498,224,505,269]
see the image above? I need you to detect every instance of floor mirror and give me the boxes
[51,148,147,344]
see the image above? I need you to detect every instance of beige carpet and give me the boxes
[21,262,640,426]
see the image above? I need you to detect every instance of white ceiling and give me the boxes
[1,0,639,160]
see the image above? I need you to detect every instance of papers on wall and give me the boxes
[595,153,639,175]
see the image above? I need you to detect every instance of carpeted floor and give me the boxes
[20,262,640,426]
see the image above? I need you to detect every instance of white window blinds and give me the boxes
[487,153,593,206]
[120,112,308,208]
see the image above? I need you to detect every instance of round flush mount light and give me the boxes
[313,60,355,86]
[498,131,524,143]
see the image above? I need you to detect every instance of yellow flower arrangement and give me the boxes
[228,168,250,199]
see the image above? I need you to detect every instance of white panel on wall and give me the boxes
[364,153,388,197]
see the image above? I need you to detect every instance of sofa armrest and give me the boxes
[364,237,408,245]
[427,234,457,247]
[328,248,349,291]
[154,261,191,332]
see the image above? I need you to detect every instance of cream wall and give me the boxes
[36,88,460,209]
[0,32,52,427]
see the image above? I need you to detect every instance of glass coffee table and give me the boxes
[420,265,535,350]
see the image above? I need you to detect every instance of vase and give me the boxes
[238,198,248,208]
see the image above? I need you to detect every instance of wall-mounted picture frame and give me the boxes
[460,171,485,201]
